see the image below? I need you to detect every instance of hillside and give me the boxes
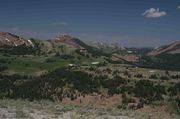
[0,65,179,118]
[0,32,179,118]
[1,32,180,71]
[0,32,112,57]
[112,53,140,62]
[134,41,180,71]
[0,32,39,55]
[0,32,133,60]
[0,32,34,47]
[0,33,87,56]
[48,34,85,49]
[148,41,180,56]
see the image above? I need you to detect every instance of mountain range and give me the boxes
[1,31,180,56]
[0,31,180,70]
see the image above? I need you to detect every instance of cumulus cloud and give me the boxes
[142,8,167,18]
[51,22,68,26]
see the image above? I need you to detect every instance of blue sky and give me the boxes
[0,0,180,47]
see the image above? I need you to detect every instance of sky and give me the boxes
[0,0,180,47]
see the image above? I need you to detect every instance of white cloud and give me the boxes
[142,8,167,18]
[51,22,68,26]
[178,6,180,9]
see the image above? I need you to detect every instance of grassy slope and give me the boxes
[0,54,106,75]
[0,56,68,75]
[0,99,179,119]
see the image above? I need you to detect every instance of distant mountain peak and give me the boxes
[88,41,126,50]
[48,34,84,49]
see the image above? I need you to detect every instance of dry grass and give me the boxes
[0,99,179,119]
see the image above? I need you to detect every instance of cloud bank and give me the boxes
[142,8,166,18]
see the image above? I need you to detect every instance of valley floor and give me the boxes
[0,99,179,119]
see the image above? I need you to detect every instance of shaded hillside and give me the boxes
[137,54,180,71]
[135,41,180,71]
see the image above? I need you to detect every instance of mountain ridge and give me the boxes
[48,34,85,49]
[148,41,180,56]
[0,32,34,47]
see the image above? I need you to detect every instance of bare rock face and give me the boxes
[148,41,180,56]
[112,54,140,62]
[0,32,34,47]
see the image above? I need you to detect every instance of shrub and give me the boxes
[149,74,158,79]
[134,74,143,78]
[170,75,180,79]
[134,80,165,102]
[0,65,8,72]
[160,76,169,80]
[46,58,56,63]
